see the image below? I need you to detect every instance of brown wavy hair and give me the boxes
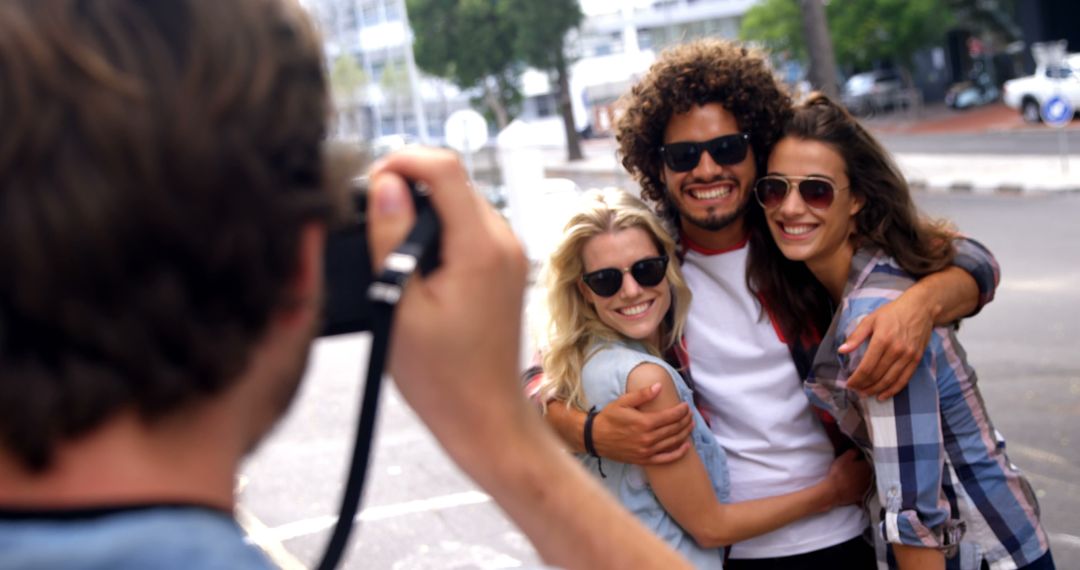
[0,0,329,471]
[615,39,793,224]
[747,94,956,343]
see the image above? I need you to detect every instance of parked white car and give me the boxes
[1003,54,1080,123]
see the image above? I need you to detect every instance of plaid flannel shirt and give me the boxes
[804,246,1048,570]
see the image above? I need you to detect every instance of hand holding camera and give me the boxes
[367,149,530,455]
[363,150,686,570]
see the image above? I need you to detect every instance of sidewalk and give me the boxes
[544,103,1080,194]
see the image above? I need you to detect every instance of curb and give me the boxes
[548,167,1080,196]
[908,179,1080,195]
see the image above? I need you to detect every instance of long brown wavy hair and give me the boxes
[747,94,956,343]
[615,39,792,225]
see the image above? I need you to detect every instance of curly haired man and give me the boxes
[541,38,1001,569]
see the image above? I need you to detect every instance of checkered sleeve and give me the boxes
[841,310,956,549]
[951,236,1000,317]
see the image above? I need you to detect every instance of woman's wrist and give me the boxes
[816,476,841,513]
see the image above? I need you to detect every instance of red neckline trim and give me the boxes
[681,232,749,255]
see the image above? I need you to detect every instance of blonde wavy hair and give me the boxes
[540,188,691,412]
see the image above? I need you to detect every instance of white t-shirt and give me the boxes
[681,239,867,559]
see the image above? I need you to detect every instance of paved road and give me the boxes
[240,190,1080,569]
[877,129,1080,156]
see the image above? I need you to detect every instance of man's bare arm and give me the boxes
[842,266,978,399]
[544,385,693,464]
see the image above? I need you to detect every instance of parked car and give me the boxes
[1002,54,1080,123]
[841,70,905,117]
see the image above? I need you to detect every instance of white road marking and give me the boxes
[1050,533,1080,551]
[236,503,309,570]
[252,490,494,544]
[1000,275,1080,293]
[1008,442,1079,472]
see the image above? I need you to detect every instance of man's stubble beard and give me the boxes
[664,171,754,234]
[682,199,750,232]
[669,187,752,233]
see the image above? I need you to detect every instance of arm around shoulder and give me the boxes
[950,236,1000,317]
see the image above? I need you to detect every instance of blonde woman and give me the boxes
[539,188,871,568]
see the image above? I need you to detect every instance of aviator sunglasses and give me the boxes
[582,255,669,297]
[754,175,846,210]
[659,133,751,172]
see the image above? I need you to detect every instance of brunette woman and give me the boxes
[749,94,1053,570]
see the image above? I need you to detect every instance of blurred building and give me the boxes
[1014,0,1080,71]
[301,0,761,144]
[929,0,1078,103]
[301,0,468,144]
[553,0,761,137]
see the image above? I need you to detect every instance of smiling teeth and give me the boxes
[690,187,731,200]
[618,302,650,316]
[783,224,815,235]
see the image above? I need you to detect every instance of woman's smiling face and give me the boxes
[579,227,671,348]
[763,136,862,279]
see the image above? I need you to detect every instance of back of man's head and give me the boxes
[0,0,329,472]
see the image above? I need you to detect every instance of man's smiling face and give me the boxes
[660,103,757,247]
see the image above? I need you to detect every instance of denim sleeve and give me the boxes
[951,236,1000,317]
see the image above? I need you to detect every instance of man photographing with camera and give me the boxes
[0,0,686,568]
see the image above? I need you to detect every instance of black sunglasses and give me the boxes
[659,133,751,172]
[582,255,669,298]
[754,175,845,210]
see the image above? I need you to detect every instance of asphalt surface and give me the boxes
[877,130,1080,156]
[239,190,1080,569]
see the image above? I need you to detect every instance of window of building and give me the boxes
[343,3,358,33]
[380,117,396,136]
[533,93,556,118]
[362,2,380,26]
[384,0,401,22]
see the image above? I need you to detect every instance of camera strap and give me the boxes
[316,186,441,570]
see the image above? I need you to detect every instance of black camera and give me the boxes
[319,178,439,336]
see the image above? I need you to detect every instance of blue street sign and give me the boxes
[1042,95,1074,128]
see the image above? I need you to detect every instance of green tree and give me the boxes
[742,0,954,81]
[407,0,520,130]
[381,60,410,134]
[831,0,952,74]
[408,0,585,160]
[328,53,369,138]
[741,0,806,61]
[503,0,584,161]
[329,52,368,103]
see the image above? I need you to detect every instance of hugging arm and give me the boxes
[843,237,1000,399]
[626,364,871,548]
[543,384,694,464]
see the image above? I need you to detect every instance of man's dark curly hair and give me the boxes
[615,39,793,223]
